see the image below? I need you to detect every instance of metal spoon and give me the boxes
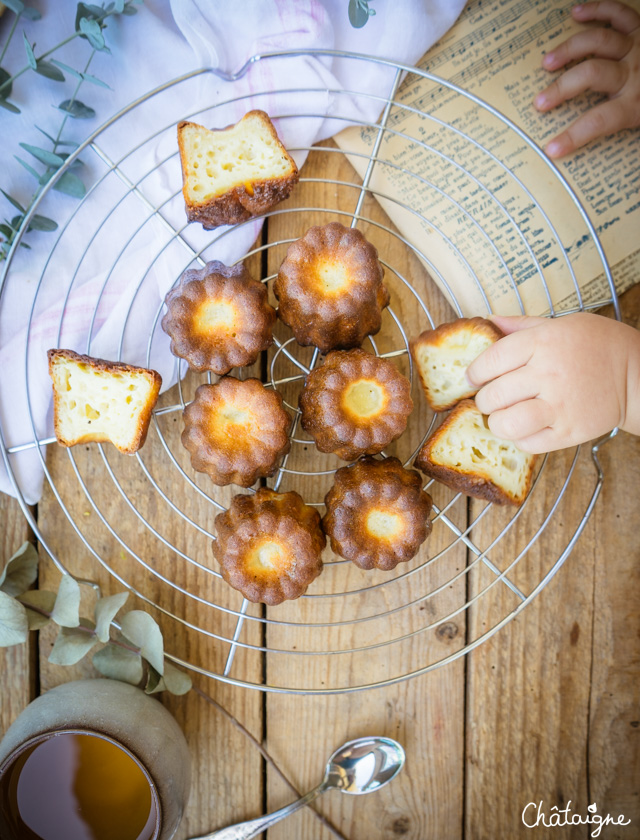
[189,735,406,840]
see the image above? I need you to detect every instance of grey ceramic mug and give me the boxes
[0,678,191,839]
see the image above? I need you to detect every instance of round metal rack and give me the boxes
[0,51,618,693]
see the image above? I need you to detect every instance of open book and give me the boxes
[335,0,640,317]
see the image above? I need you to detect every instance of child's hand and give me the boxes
[534,1,640,158]
[465,312,640,453]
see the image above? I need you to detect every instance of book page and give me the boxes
[335,0,640,317]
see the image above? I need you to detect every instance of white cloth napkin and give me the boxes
[0,0,465,504]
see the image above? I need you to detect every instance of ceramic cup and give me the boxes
[0,678,191,840]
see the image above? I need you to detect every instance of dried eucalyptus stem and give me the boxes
[0,542,192,696]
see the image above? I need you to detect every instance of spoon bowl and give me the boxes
[190,735,405,840]
[324,736,406,794]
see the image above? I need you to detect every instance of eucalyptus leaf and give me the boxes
[0,68,13,99]
[0,189,25,213]
[76,3,105,28]
[6,1,41,20]
[53,171,86,198]
[10,215,24,229]
[120,610,164,674]
[93,644,143,684]
[81,72,110,89]
[0,541,38,597]
[0,99,21,114]
[0,224,13,238]
[348,0,374,27]
[49,619,97,665]
[19,142,64,168]
[19,241,31,250]
[3,0,25,15]
[37,126,79,149]
[28,215,58,232]
[22,32,37,70]
[20,590,57,630]
[79,17,106,51]
[94,591,129,643]
[22,5,42,21]
[34,124,56,144]
[0,591,29,646]
[15,156,42,182]
[113,0,125,12]
[38,170,55,187]
[122,6,137,14]
[58,99,96,119]
[51,574,81,627]
[162,662,192,695]
[35,60,66,82]
[51,59,83,81]
[144,664,165,694]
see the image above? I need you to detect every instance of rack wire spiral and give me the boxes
[0,51,618,693]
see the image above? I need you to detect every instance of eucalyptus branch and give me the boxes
[52,49,97,152]
[0,1,125,101]
[16,594,141,656]
[0,542,192,696]
[0,51,95,261]
[0,31,79,99]
[0,1,143,261]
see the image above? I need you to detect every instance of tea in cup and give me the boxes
[0,679,191,840]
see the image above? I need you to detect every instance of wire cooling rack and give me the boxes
[0,51,618,693]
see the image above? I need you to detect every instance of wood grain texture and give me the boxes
[588,285,640,837]
[464,286,640,840]
[465,449,597,840]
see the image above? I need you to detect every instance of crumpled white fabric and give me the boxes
[0,0,465,503]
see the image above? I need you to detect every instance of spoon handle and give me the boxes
[189,782,327,840]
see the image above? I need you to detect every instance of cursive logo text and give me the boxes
[522,800,631,838]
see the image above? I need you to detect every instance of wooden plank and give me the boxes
[463,284,640,838]
[0,493,35,735]
[588,284,640,831]
[262,142,467,838]
[35,252,267,839]
[464,444,597,840]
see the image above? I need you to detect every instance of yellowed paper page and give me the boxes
[335,0,640,317]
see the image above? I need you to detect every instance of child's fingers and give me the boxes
[488,314,546,335]
[535,58,626,113]
[541,28,631,73]
[572,1,640,35]
[486,399,554,443]
[474,369,539,416]
[545,97,633,157]
[466,331,534,387]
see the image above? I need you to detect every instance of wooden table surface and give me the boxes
[2,18,640,840]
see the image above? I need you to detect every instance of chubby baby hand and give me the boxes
[466,312,640,453]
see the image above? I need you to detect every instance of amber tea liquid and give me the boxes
[0,729,160,840]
